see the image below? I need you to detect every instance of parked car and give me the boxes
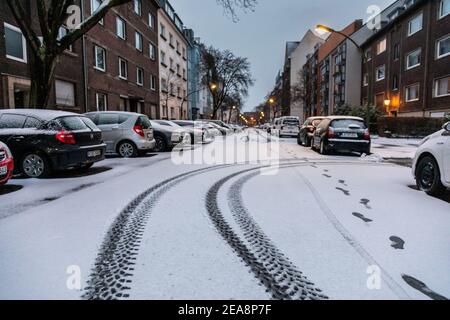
[203,122,231,136]
[0,141,14,185]
[85,112,156,158]
[150,121,191,152]
[0,109,106,178]
[207,120,234,135]
[298,117,325,147]
[312,116,371,156]
[272,117,300,138]
[196,122,222,137]
[413,122,450,196]
[172,120,215,144]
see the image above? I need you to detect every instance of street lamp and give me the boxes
[315,24,372,126]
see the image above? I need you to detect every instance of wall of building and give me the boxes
[157,3,188,120]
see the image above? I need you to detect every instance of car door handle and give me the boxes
[13,136,25,140]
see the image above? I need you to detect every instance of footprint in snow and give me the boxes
[402,275,448,300]
[360,198,371,209]
[352,212,373,223]
[322,174,332,178]
[389,236,405,250]
[338,180,348,186]
[336,187,350,196]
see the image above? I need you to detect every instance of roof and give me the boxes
[0,109,79,121]
[325,116,365,121]
[85,111,143,117]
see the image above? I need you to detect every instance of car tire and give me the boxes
[117,141,138,158]
[297,135,302,145]
[21,152,51,178]
[416,156,446,196]
[154,135,168,152]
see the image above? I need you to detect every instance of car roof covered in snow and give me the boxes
[0,109,80,121]
[325,116,365,121]
[85,111,145,117]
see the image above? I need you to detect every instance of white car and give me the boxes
[272,117,300,138]
[412,122,450,196]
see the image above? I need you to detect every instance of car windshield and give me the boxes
[137,116,152,129]
[284,120,299,126]
[57,116,91,131]
[331,119,366,129]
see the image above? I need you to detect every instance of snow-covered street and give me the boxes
[0,130,449,300]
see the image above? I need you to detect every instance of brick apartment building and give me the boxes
[362,0,450,117]
[1,0,162,119]
[0,0,85,112]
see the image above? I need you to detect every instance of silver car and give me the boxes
[85,112,156,158]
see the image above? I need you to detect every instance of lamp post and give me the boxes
[316,24,372,126]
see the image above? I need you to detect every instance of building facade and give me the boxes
[84,0,160,117]
[361,0,450,117]
[0,0,85,112]
[157,0,188,120]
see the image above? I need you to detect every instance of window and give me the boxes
[376,38,386,55]
[365,49,372,61]
[150,75,157,91]
[116,17,126,39]
[169,33,174,47]
[392,75,399,91]
[406,48,421,70]
[363,73,369,86]
[148,13,155,28]
[183,69,186,79]
[169,58,174,70]
[176,64,181,75]
[176,41,180,53]
[177,86,181,98]
[161,78,168,92]
[160,23,166,39]
[0,114,26,129]
[439,0,450,19]
[405,83,420,102]
[182,47,186,59]
[91,0,104,25]
[57,26,73,51]
[408,13,423,36]
[119,58,128,79]
[393,43,400,60]
[96,93,107,111]
[437,35,450,59]
[55,80,75,106]
[434,76,450,97]
[375,65,385,81]
[135,31,143,51]
[134,0,141,16]
[161,51,167,66]
[149,43,157,60]
[24,117,41,129]
[4,23,27,63]
[136,67,144,86]
[94,45,106,71]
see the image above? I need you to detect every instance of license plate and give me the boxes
[0,166,7,175]
[87,150,101,158]
[341,133,358,138]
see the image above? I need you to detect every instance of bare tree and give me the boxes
[200,46,254,120]
[216,0,258,21]
[159,68,185,120]
[6,0,133,108]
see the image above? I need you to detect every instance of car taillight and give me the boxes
[133,125,145,138]
[55,131,76,145]
[363,129,371,140]
[327,127,335,138]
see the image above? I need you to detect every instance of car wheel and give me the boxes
[21,152,51,178]
[416,156,446,196]
[117,141,137,158]
[154,135,168,152]
[297,135,302,145]
[320,140,328,155]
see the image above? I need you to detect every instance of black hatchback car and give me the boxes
[0,109,106,178]
[297,117,325,147]
[312,116,371,156]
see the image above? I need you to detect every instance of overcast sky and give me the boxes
[175,0,393,111]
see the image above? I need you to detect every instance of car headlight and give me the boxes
[0,143,12,158]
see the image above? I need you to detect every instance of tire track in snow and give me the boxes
[83,164,234,300]
[205,163,328,300]
[227,168,328,300]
